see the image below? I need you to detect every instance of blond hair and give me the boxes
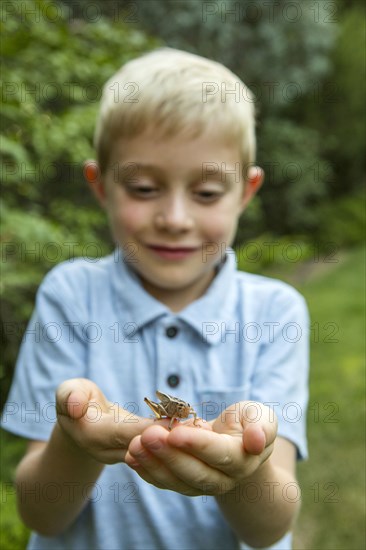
[94,48,256,176]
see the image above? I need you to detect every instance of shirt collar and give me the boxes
[111,247,238,345]
[177,250,238,344]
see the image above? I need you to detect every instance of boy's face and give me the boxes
[87,129,263,311]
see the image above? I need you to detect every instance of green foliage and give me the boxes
[0,431,30,549]
[2,0,158,209]
[0,482,30,550]
[235,233,314,274]
[294,246,365,549]
[314,192,366,248]
[0,0,159,406]
[286,1,365,195]
[0,199,110,406]
[322,5,365,188]
[258,119,329,234]
[109,0,335,94]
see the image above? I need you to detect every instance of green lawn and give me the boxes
[1,246,364,549]
[292,246,365,549]
[0,433,29,549]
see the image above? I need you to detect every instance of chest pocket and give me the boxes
[197,385,250,422]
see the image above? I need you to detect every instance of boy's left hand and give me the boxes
[125,402,277,495]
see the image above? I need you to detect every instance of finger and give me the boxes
[167,424,248,478]
[126,436,198,494]
[125,455,197,494]
[58,402,154,455]
[138,425,233,492]
[240,402,278,452]
[170,425,271,481]
[214,401,278,451]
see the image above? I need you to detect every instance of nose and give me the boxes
[154,192,194,233]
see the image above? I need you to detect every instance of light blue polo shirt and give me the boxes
[1,248,309,550]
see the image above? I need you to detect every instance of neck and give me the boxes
[140,270,217,312]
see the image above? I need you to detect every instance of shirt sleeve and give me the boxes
[1,265,88,440]
[249,285,310,460]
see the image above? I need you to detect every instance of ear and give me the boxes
[240,166,264,211]
[83,160,106,208]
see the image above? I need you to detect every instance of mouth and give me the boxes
[146,244,200,260]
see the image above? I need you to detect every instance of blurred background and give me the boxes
[1,0,364,548]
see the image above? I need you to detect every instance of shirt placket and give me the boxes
[155,317,185,394]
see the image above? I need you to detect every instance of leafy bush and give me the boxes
[314,192,366,247]
[235,233,314,274]
[1,0,159,406]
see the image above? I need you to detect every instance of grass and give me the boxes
[0,433,29,549]
[292,246,365,549]
[263,245,365,549]
[0,245,365,549]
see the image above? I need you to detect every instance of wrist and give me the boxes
[244,456,298,490]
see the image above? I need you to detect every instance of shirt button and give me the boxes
[167,374,180,388]
[166,326,178,338]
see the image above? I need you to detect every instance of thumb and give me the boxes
[241,402,278,455]
[56,378,109,420]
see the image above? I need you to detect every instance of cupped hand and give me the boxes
[56,378,154,464]
[125,401,277,496]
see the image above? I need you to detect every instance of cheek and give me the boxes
[203,205,240,241]
[108,199,147,236]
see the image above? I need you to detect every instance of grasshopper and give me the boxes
[144,390,200,430]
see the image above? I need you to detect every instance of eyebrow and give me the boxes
[112,161,237,185]
[111,162,162,179]
[118,162,162,171]
[201,165,239,184]
[108,162,157,182]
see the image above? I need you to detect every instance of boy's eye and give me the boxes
[124,181,159,196]
[194,185,224,202]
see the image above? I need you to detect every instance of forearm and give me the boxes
[216,459,300,548]
[15,423,104,536]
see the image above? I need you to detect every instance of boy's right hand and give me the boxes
[56,378,154,465]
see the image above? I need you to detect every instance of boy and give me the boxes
[1,48,309,549]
